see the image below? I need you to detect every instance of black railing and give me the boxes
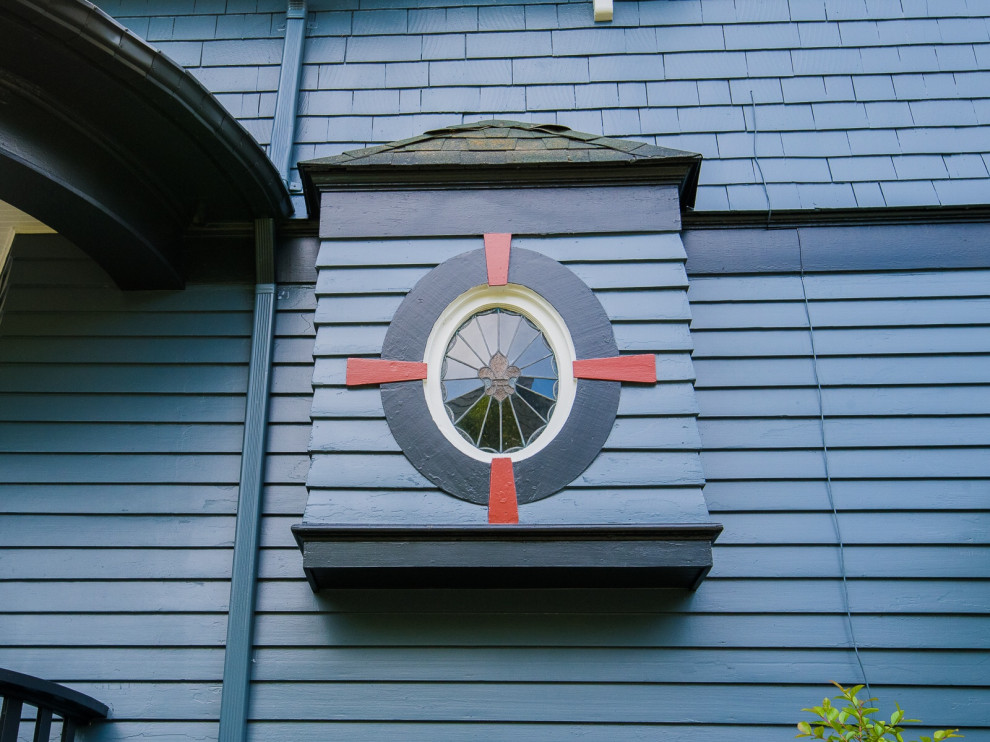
[0,668,108,742]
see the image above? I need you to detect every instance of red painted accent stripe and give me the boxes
[573,354,657,383]
[484,233,512,286]
[346,358,428,386]
[488,458,519,524]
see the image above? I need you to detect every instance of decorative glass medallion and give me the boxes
[442,308,558,454]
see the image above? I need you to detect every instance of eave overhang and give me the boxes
[0,0,292,289]
[299,120,702,220]
[292,524,723,590]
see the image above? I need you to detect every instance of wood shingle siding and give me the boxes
[101,0,990,212]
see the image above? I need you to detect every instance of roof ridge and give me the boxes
[298,119,703,215]
[310,120,699,167]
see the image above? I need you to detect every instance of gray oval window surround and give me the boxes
[380,246,620,506]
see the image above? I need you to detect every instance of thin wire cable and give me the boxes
[796,231,872,698]
[749,92,773,226]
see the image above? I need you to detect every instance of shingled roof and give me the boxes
[298,120,702,217]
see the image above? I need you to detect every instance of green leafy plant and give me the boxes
[797,682,962,742]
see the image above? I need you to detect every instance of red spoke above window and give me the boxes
[484,233,512,286]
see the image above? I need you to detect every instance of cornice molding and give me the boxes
[682,203,990,229]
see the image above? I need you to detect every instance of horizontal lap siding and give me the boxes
[258,281,314,591]
[305,234,703,525]
[0,241,251,739]
[260,233,777,740]
[689,267,990,739]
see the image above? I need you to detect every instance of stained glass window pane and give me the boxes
[442,308,558,454]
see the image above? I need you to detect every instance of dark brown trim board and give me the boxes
[684,210,990,275]
[292,524,723,590]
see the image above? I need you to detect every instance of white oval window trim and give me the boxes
[423,283,577,464]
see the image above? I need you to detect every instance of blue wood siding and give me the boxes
[246,256,990,741]
[302,233,707,526]
[0,238,253,740]
[1,0,987,739]
[689,266,990,740]
[99,0,990,213]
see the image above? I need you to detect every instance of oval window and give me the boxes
[442,307,559,454]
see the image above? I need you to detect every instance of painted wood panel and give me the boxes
[700,416,990,448]
[0,453,242,483]
[0,549,233,580]
[306,234,705,523]
[3,246,982,739]
[316,234,687,268]
[315,288,692,324]
[62,722,220,742]
[246,682,988,725]
[688,266,989,742]
[0,364,249,393]
[251,545,983,582]
[315,262,688,295]
[251,578,989,616]
[685,224,990,275]
[704,480,990,512]
[709,545,990,579]
[0,394,246,422]
[696,356,990,386]
[318,186,681,238]
[300,486,711,527]
[0,422,246,453]
[0,582,231,613]
[0,648,223,681]
[692,298,990,329]
[247,645,987,685]
[1,311,253,336]
[0,484,238,514]
[0,615,227,646]
[5,285,254,312]
[307,451,705,490]
[0,244,249,739]
[250,613,990,649]
[24,0,990,731]
[700,386,990,416]
[243,724,990,742]
[689,271,990,302]
[289,228,990,742]
[310,416,703,452]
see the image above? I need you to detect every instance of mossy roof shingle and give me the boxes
[299,120,702,217]
[303,120,700,169]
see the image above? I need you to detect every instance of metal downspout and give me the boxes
[219,0,305,732]
[218,218,276,742]
[269,0,308,188]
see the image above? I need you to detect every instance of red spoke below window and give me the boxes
[484,233,511,286]
[488,457,519,524]
[346,358,428,386]
[572,354,657,383]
